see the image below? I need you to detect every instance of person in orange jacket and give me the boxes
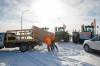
[43,35,52,52]
[43,34,58,52]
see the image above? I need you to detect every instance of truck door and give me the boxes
[0,33,5,47]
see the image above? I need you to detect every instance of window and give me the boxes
[92,36,100,41]
[98,36,100,41]
[8,37,16,40]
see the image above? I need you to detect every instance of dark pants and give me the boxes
[51,43,58,51]
[47,41,58,52]
[47,45,51,52]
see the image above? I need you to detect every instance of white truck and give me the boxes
[0,26,52,52]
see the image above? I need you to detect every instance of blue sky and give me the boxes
[0,0,100,34]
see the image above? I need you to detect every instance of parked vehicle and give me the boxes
[83,36,100,52]
[0,26,53,52]
[72,24,95,44]
[72,32,79,43]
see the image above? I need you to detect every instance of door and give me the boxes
[95,36,100,50]
[0,33,5,47]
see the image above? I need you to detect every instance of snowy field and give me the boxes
[0,42,100,66]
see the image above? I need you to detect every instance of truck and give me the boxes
[0,26,52,52]
[72,24,95,44]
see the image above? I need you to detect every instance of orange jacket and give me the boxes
[43,33,55,46]
[43,35,52,46]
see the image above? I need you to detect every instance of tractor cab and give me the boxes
[81,25,94,34]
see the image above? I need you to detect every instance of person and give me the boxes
[43,33,58,52]
[51,40,58,52]
[50,33,58,52]
[43,35,52,52]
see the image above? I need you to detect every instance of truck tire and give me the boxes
[20,43,29,52]
[37,41,42,46]
[28,45,34,50]
[0,47,2,49]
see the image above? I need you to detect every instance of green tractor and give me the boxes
[55,26,70,42]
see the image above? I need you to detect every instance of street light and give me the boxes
[21,10,29,31]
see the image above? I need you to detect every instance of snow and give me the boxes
[0,42,100,66]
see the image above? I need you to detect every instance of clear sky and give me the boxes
[0,0,100,34]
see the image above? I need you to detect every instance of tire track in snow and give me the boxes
[56,43,94,66]
[18,52,43,66]
[24,51,61,66]
[0,51,19,66]
[20,51,55,66]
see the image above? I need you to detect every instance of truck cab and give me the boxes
[0,32,16,49]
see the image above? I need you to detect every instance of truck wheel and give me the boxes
[31,45,35,49]
[0,47,2,49]
[37,41,42,46]
[28,45,34,50]
[20,43,29,52]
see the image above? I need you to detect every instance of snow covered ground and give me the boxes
[0,42,100,66]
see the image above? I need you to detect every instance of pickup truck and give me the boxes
[0,29,42,52]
